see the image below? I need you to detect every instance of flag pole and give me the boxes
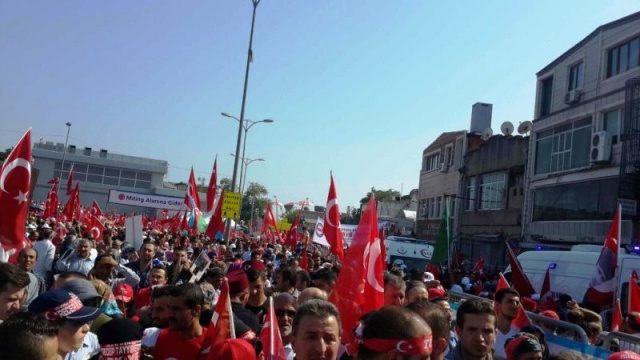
[446,196,451,269]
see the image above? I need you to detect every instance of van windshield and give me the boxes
[389,255,428,273]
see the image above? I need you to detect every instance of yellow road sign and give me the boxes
[221,192,242,220]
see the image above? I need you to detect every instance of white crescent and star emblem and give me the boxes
[363,237,384,292]
[325,198,338,227]
[396,340,411,353]
[0,158,31,197]
[90,226,101,239]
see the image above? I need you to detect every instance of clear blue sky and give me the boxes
[1,0,638,210]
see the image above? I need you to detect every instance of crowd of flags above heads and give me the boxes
[2,129,639,335]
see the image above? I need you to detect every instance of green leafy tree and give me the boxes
[286,209,300,223]
[240,182,270,221]
[219,177,232,191]
[0,147,13,162]
[359,187,401,206]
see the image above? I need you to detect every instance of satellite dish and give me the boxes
[517,121,533,135]
[501,121,514,136]
[481,127,493,141]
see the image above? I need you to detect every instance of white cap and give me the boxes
[423,272,435,281]
[41,223,51,229]
[229,243,237,249]
[27,223,36,230]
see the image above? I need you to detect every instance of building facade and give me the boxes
[416,131,466,241]
[32,142,203,216]
[457,134,529,269]
[523,12,640,246]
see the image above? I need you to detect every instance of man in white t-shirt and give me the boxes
[493,288,521,360]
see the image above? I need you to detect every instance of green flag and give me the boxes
[429,199,449,265]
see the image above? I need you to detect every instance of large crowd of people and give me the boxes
[0,215,639,360]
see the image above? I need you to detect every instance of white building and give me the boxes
[523,11,640,246]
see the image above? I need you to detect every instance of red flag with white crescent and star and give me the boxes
[43,181,60,219]
[206,157,217,213]
[261,203,279,239]
[324,173,344,260]
[258,297,286,360]
[0,129,32,263]
[330,195,384,346]
[66,163,75,196]
[286,215,300,248]
[90,200,103,218]
[90,215,105,241]
[205,189,225,241]
[585,205,621,309]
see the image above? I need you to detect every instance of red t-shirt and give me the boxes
[135,287,152,309]
[153,327,208,360]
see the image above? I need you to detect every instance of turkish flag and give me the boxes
[0,129,32,263]
[43,181,60,219]
[612,298,623,332]
[324,173,345,260]
[496,272,510,294]
[201,279,235,359]
[63,183,80,221]
[47,176,60,185]
[286,216,300,248]
[90,200,103,218]
[628,272,640,313]
[585,205,621,309]
[205,189,225,241]
[299,240,309,272]
[258,297,286,360]
[206,158,217,213]
[184,167,201,210]
[90,215,105,241]
[66,164,75,196]
[512,304,532,330]
[473,256,485,275]
[330,196,384,345]
[506,240,536,297]
[261,203,279,237]
[541,267,551,298]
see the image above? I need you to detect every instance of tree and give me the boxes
[359,187,401,206]
[240,181,270,221]
[0,147,13,162]
[286,209,300,223]
[219,177,232,191]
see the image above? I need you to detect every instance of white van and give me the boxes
[505,246,640,310]
[385,236,434,271]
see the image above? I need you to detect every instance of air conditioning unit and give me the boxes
[564,89,582,104]
[440,162,449,173]
[590,131,612,163]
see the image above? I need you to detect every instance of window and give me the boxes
[534,118,592,175]
[465,177,476,211]
[533,178,618,221]
[540,76,554,117]
[604,109,624,144]
[419,203,426,218]
[568,62,583,91]
[436,197,442,217]
[607,36,640,77]
[479,172,505,210]
[424,153,440,171]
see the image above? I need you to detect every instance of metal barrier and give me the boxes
[447,290,590,344]
[601,331,640,353]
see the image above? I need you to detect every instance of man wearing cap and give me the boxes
[609,351,640,360]
[29,289,101,360]
[0,263,31,323]
[89,254,140,290]
[60,278,113,333]
[33,224,56,282]
[94,318,143,360]
[243,259,270,316]
[358,305,433,360]
[228,269,262,334]
[56,239,95,276]
[18,247,46,308]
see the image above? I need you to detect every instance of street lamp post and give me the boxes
[229,153,265,196]
[60,122,72,179]
[226,0,262,244]
[222,113,273,193]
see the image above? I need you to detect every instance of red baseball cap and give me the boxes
[540,310,559,320]
[428,287,446,299]
[114,284,134,303]
[608,351,640,360]
[210,338,256,360]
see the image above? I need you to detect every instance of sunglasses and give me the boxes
[275,309,297,318]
